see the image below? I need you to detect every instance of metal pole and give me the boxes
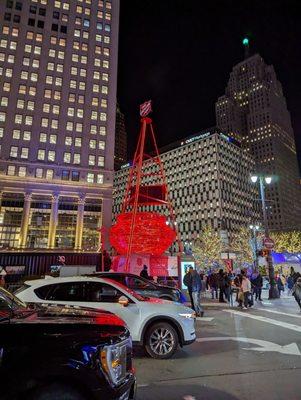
[259,177,279,299]
[253,227,258,269]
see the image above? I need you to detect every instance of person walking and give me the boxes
[208,272,218,299]
[276,274,284,297]
[287,274,294,295]
[218,269,226,303]
[140,265,149,280]
[241,272,252,309]
[224,272,231,302]
[251,270,263,301]
[191,270,204,317]
[292,277,301,310]
[183,266,194,310]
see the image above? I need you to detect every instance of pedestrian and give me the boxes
[140,265,149,280]
[290,267,301,284]
[224,272,231,302]
[207,272,218,299]
[287,274,294,295]
[276,274,284,297]
[292,277,301,310]
[191,270,204,317]
[0,267,7,287]
[251,269,263,301]
[218,269,226,303]
[183,266,194,310]
[241,271,252,309]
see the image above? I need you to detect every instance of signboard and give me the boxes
[111,255,178,277]
[263,237,275,249]
[220,252,236,260]
[180,261,195,289]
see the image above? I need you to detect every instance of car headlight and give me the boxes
[100,342,127,386]
[179,312,196,319]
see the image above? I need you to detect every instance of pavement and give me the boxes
[135,291,301,400]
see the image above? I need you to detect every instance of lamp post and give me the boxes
[249,224,260,269]
[251,175,279,299]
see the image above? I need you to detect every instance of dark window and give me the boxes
[29,5,37,14]
[48,282,86,302]
[102,274,125,285]
[62,170,70,180]
[51,23,58,31]
[34,284,54,300]
[13,14,20,23]
[125,276,155,290]
[4,12,12,21]
[87,282,124,303]
[37,20,44,28]
[39,8,46,16]
[15,2,22,10]
[60,25,67,33]
[28,18,35,26]
[53,11,59,19]
[71,171,80,181]
[6,0,13,9]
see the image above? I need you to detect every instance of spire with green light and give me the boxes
[242,37,249,46]
[242,37,250,59]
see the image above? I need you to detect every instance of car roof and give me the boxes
[24,276,120,286]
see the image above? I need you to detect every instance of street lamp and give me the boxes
[250,175,279,298]
[249,224,260,269]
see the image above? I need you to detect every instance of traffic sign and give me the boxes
[263,237,275,249]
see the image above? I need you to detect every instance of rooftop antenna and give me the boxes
[242,37,250,59]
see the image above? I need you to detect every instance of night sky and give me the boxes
[117,0,301,171]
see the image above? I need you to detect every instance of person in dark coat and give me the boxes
[276,274,284,297]
[292,277,301,310]
[140,265,149,280]
[191,270,204,317]
[251,270,263,301]
[218,269,226,303]
[183,266,194,310]
[208,272,218,299]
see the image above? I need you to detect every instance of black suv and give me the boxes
[0,287,136,400]
[89,272,183,302]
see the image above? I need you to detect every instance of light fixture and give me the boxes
[249,225,254,229]
[251,175,258,183]
[255,225,260,230]
[265,176,272,185]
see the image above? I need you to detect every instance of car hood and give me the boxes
[144,297,194,312]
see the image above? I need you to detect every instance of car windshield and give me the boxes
[0,287,29,322]
[103,278,147,301]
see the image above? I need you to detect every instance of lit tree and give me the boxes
[192,226,222,269]
[230,227,253,264]
[270,231,301,253]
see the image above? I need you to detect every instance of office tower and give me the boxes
[113,128,258,246]
[216,53,301,230]
[114,103,127,170]
[0,0,120,250]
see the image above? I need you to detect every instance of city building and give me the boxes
[114,103,127,170]
[113,128,258,246]
[0,0,120,251]
[216,53,301,231]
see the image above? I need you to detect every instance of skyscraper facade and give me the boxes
[216,53,301,231]
[0,0,119,250]
[113,128,258,247]
[114,103,127,170]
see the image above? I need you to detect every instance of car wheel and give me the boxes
[144,322,178,359]
[29,384,87,400]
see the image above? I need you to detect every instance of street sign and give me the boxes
[263,237,275,249]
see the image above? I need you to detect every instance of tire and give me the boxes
[30,383,87,400]
[144,322,178,359]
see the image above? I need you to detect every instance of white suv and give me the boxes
[16,276,196,359]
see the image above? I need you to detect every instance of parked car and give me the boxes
[0,286,136,400]
[16,276,196,359]
[88,272,184,302]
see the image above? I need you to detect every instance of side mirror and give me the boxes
[118,296,129,307]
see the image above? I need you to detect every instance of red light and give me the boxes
[110,212,176,256]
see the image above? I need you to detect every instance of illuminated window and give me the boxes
[53,105,60,114]
[4,82,11,92]
[5,68,12,77]
[101,86,108,94]
[39,133,47,142]
[15,114,22,124]
[56,64,63,73]
[48,150,55,161]
[91,111,98,120]
[36,168,43,178]
[89,155,95,165]
[77,109,84,118]
[97,174,104,184]
[65,136,72,145]
[93,84,100,93]
[0,97,8,107]
[32,59,39,68]
[7,55,15,63]
[75,137,82,147]
[66,121,73,131]
[98,141,105,150]
[69,93,76,102]
[67,107,74,117]
[23,131,31,141]
[29,86,36,96]
[41,118,48,128]
[47,62,54,71]
[21,147,29,159]
[46,169,53,179]
[49,49,55,57]
[103,60,109,68]
[16,100,24,110]
[51,119,58,129]
[12,129,21,139]
[100,113,107,121]
[74,153,81,164]
[34,46,41,54]
[7,165,16,176]
[18,167,26,177]
[92,97,99,106]
[76,123,82,132]
[98,156,104,167]
[78,95,84,104]
[79,82,85,90]
[87,173,94,183]
[49,134,57,144]
[21,71,29,80]
[10,146,18,158]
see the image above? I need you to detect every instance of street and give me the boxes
[135,295,301,400]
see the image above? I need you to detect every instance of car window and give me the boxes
[47,282,86,302]
[87,282,125,303]
[125,276,155,290]
[34,284,56,300]
[104,274,126,285]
